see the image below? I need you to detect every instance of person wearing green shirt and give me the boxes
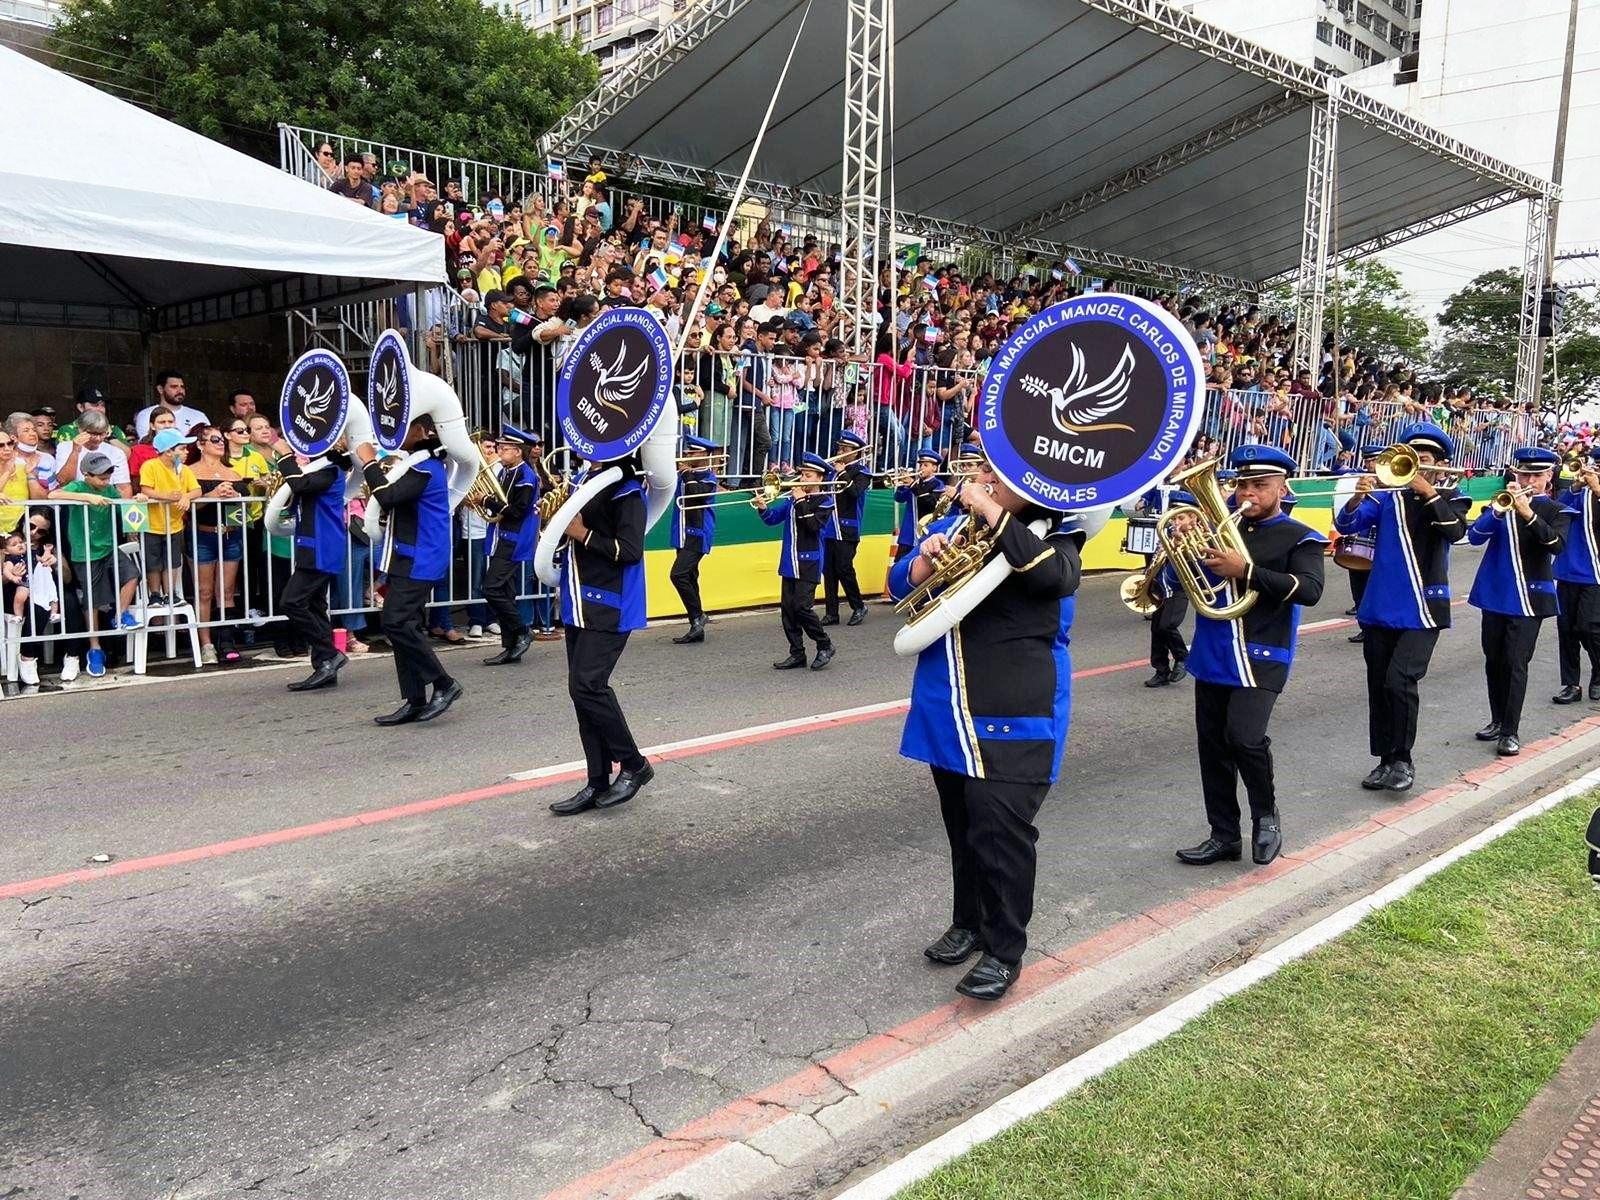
[47,450,140,677]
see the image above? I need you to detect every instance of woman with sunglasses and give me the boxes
[0,430,46,537]
[311,143,339,188]
[188,426,244,665]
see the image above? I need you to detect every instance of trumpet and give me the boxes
[1489,488,1518,516]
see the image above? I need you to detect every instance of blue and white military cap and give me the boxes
[1400,422,1456,461]
[1510,446,1560,471]
[1228,444,1296,478]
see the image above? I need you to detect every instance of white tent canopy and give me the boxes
[0,45,444,332]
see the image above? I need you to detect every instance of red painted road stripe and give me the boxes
[0,614,1359,902]
[540,709,1600,1200]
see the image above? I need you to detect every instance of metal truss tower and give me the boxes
[840,0,890,356]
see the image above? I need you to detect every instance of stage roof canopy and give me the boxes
[542,0,1552,289]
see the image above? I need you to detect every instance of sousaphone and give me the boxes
[264,349,372,538]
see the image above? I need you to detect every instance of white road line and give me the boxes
[835,763,1600,1200]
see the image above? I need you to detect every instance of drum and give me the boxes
[1124,515,1160,557]
[1331,474,1375,571]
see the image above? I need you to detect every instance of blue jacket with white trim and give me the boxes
[486,460,539,563]
[671,469,717,555]
[828,463,871,544]
[888,509,1082,785]
[894,476,944,547]
[560,474,647,633]
[759,489,832,583]
[364,451,451,584]
[1467,494,1570,619]
[1554,485,1600,586]
[1185,512,1327,693]
[282,454,347,576]
[1333,488,1469,629]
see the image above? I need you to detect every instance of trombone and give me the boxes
[675,469,849,511]
[675,450,729,476]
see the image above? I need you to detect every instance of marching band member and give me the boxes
[892,451,945,561]
[1176,445,1325,868]
[757,452,836,671]
[480,426,540,667]
[1333,424,1469,791]
[1551,447,1600,705]
[887,449,1083,1002]
[822,431,871,627]
[277,445,350,692]
[670,436,719,646]
[1138,486,1191,688]
[1336,445,1384,644]
[548,458,654,814]
[1467,447,1571,757]
[355,425,462,725]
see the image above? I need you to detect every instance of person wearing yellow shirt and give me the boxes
[0,428,45,535]
[138,428,201,602]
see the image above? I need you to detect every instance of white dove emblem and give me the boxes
[1019,344,1137,436]
[373,364,398,414]
[588,342,651,418]
[297,376,335,421]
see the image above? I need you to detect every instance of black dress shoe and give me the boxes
[1474,722,1502,742]
[1176,837,1242,865]
[550,782,608,815]
[819,614,841,626]
[923,925,982,966]
[1385,760,1415,791]
[1554,685,1582,704]
[1344,605,1358,616]
[287,652,345,691]
[503,630,534,662]
[1144,670,1170,688]
[1496,734,1521,757]
[596,762,654,809]
[374,700,425,726]
[810,645,835,670]
[848,607,867,626]
[672,617,706,645]
[1360,762,1393,790]
[1252,815,1282,865]
[1348,630,1365,643]
[773,653,807,670]
[955,954,1019,1002]
[1167,662,1188,684]
[1590,680,1600,701]
[416,679,462,723]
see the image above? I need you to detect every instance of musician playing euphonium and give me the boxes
[886,448,1083,1003]
[1333,423,1469,792]
[1175,445,1325,869]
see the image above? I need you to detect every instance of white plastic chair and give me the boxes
[122,542,200,674]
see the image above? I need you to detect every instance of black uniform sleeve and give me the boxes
[792,493,826,535]
[363,459,429,511]
[282,459,340,497]
[1524,497,1570,554]
[1249,537,1325,608]
[498,476,534,524]
[846,469,870,504]
[1426,490,1471,542]
[993,512,1081,599]
[582,489,645,564]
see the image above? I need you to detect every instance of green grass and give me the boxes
[899,798,1600,1200]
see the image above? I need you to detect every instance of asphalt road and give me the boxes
[0,548,1585,1200]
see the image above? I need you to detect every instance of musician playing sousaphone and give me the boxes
[1173,445,1325,868]
[889,295,1201,1001]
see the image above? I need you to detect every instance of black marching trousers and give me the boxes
[1481,612,1544,737]
[280,566,337,669]
[382,575,448,703]
[482,554,528,646]
[1555,580,1600,688]
[780,576,829,655]
[670,543,705,623]
[1149,591,1188,672]
[1194,680,1279,844]
[1361,625,1441,765]
[931,766,1049,967]
[565,625,645,784]
[1348,566,1369,608]
[823,539,864,618]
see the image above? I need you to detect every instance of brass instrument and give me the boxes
[676,469,849,511]
[461,441,510,521]
[1118,458,1256,622]
[1489,489,1517,516]
[537,449,575,524]
[250,469,283,496]
[1368,443,1467,490]
[675,450,729,475]
[894,513,1002,629]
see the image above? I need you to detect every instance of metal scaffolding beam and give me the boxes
[1515,194,1549,407]
[840,0,890,355]
[1293,85,1339,374]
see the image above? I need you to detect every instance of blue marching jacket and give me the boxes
[560,472,647,633]
[1181,512,1326,693]
[486,460,540,563]
[1554,485,1600,585]
[894,476,944,548]
[1467,494,1572,619]
[1333,488,1470,629]
[888,509,1082,785]
[671,470,717,555]
[829,463,871,544]
[364,451,451,583]
[759,489,833,583]
[282,454,348,576]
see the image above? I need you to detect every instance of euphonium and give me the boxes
[461,440,509,521]
[1152,458,1257,621]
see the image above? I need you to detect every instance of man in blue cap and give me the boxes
[1334,444,1386,644]
[1176,444,1326,867]
[1334,423,1470,790]
[893,451,945,560]
[480,425,541,666]
[822,431,871,627]
[757,453,836,670]
[1551,446,1600,704]
[669,435,719,645]
[1467,445,1571,756]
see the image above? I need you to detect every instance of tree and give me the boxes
[1324,259,1430,364]
[53,0,599,168]
[1434,268,1600,410]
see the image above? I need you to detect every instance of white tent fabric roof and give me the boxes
[0,45,444,331]
[544,0,1551,287]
